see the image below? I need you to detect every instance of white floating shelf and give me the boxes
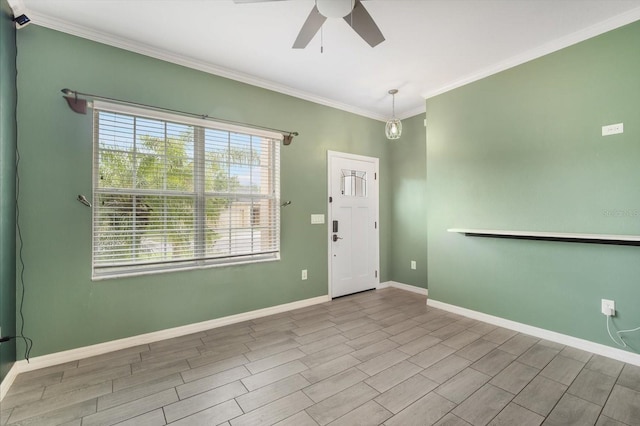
[448,228,640,246]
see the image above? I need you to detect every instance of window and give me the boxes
[341,169,367,197]
[92,101,281,279]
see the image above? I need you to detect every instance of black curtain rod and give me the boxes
[61,88,298,145]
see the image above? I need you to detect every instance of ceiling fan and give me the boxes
[233,0,385,49]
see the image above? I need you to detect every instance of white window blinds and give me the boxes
[92,102,281,279]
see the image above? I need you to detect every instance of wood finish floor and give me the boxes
[1,288,639,425]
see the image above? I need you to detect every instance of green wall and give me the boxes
[17,13,636,362]
[15,25,392,358]
[389,114,427,288]
[426,21,640,351]
[0,0,17,382]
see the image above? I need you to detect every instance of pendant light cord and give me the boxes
[392,92,396,118]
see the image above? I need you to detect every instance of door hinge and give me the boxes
[375,270,378,278]
[374,172,377,180]
[375,222,377,229]
[329,196,332,203]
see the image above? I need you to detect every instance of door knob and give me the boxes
[332,234,343,242]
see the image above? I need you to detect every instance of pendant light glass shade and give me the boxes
[385,119,402,140]
[385,89,402,140]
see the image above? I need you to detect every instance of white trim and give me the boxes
[91,106,282,280]
[6,0,25,14]
[92,255,280,282]
[427,298,640,367]
[398,106,426,121]
[0,294,329,400]
[25,13,387,122]
[424,7,640,100]
[327,150,382,164]
[93,100,284,141]
[380,281,428,296]
[327,151,380,299]
[0,363,20,401]
[18,6,640,120]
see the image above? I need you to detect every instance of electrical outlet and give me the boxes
[301,269,308,280]
[410,260,417,270]
[601,299,615,316]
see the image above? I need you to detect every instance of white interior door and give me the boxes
[328,151,379,298]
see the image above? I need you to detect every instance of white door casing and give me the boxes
[327,151,379,298]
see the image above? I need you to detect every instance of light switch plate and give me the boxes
[602,123,623,136]
[311,214,325,224]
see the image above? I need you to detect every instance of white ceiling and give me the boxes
[13,0,640,120]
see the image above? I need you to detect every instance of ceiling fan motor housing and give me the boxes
[316,0,355,18]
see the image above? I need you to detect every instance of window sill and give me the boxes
[92,254,280,281]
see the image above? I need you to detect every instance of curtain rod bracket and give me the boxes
[63,93,88,114]
[283,133,294,145]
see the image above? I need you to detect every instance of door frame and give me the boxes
[327,150,380,299]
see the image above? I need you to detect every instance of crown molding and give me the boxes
[25,11,389,122]
[19,6,640,122]
[424,7,640,100]
[6,0,25,13]
[398,105,426,121]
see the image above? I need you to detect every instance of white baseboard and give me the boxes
[0,294,330,400]
[0,363,20,402]
[379,281,428,296]
[427,299,640,367]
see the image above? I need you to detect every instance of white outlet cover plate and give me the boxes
[602,123,623,136]
[311,214,325,224]
[601,299,615,316]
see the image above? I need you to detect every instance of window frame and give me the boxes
[91,101,282,280]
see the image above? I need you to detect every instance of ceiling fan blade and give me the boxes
[343,0,385,47]
[292,6,327,49]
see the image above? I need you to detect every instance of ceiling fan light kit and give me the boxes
[385,89,402,140]
[316,0,355,19]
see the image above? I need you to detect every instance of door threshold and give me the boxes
[332,288,376,299]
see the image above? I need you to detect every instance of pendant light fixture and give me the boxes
[385,89,402,140]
